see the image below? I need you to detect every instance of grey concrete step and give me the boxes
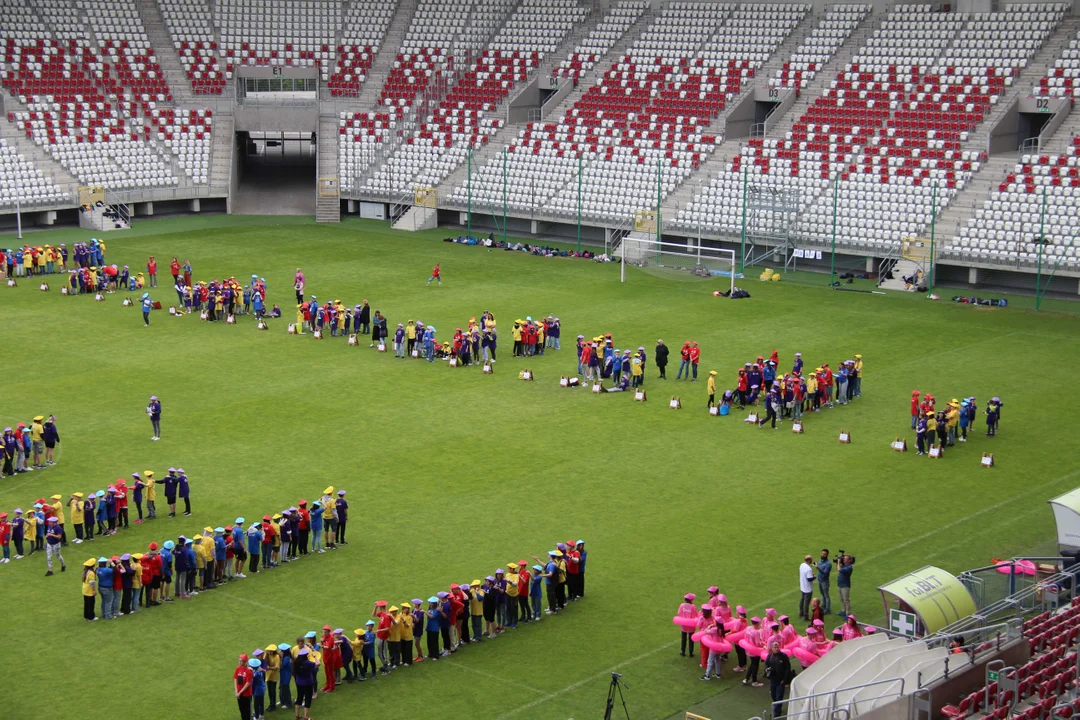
[346,0,422,111]
[137,0,197,105]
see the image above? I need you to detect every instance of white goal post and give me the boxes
[618,235,737,294]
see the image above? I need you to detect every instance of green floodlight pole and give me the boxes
[1037,227,1078,309]
[927,180,938,296]
[467,147,472,238]
[829,173,838,287]
[502,146,507,245]
[1035,186,1047,311]
[576,152,582,254]
[655,158,662,257]
[739,165,747,274]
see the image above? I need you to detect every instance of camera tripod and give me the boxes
[604,672,630,720]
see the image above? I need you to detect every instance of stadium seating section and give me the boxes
[160,0,228,95]
[945,136,1080,273]
[939,599,1080,720]
[0,0,1078,276]
[327,0,395,97]
[358,0,589,197]
[453,2,811,221]
[675,4,1067,256]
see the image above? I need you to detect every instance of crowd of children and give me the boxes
[73,484,351,623]
[576,334,652,392]
[911,392,1003,456]
[2,415,60,477]
[294,298,381,340]
[230,538,587,720]
[2,239,106,279]
[287,308,563,369]
[721,351,864,427]
[673,585,873,716]
[0,468,195,565]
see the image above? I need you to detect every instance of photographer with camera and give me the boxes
[837,554,855,618]
[816,549,832,615]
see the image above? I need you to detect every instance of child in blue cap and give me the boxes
[250,656,266,719]
[360,621,377,679]
[309,502,324,554]
[141,292,152,327]
[277,643,293,708]
[94,491,107,537]
[530,565,545,620]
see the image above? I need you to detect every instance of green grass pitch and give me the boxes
[1,214,1079,720]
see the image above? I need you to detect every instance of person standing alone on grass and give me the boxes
[147,256,157,287]
[293,268,305,305]
[427,263,441,286]
[147,396,162,441]
[799,555,815,620]
[141,292,153,327]
[655,340,670,379]
[817,549,832,615]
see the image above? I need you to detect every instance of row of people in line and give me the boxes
[231,539,587,720]
[0,467,194,565]
[77,487,352,620]
[2,239,106,277]
[1,415,60,476]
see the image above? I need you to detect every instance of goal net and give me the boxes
[619,235,737,293]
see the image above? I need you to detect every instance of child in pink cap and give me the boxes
[779,616,798,648]
[706,585,721,611]
[728,606,748,673]
[695,605,713,669]
[677,593,699,657]
[842,615,863,641]
[713,593,732,623]
[740,616,765,686]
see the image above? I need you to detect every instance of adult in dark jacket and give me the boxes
[357,301,371,334]
[655,340,670,379]
[370,311,388,348]
[765,641,792,718]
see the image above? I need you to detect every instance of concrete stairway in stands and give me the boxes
[347,0,420,111]
[137,0,199,105]
[317,112,341,221]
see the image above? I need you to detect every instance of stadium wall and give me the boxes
[630,0,1080,13]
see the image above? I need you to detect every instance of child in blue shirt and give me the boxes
[94,492,107,536]
[959,400,971,442]
[360,621,377,679]
[250,661,266,719]
[160,541,174,602]
[530,565,544,620]
[33,505,45,551]
[246,524,262,575]
[310,503,324,553]
[277,644,293,708]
